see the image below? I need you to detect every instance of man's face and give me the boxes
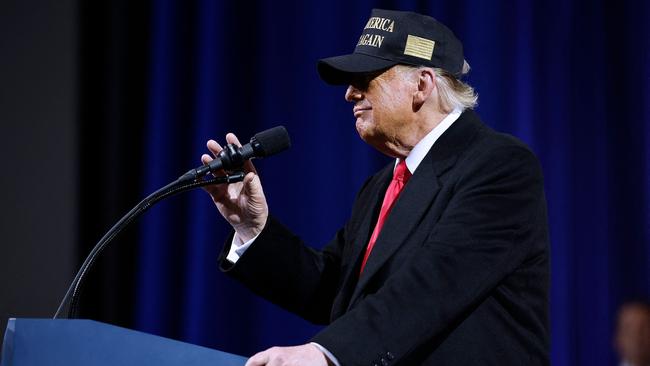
[345,66,416,157]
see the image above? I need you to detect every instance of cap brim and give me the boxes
[317,53,398,85]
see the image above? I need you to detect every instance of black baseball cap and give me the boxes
[318,9,465,85]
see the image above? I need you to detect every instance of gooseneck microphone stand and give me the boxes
[53,171,246,319]
[53,125,291,319]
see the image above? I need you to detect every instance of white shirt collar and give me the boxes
[398,108,463,174]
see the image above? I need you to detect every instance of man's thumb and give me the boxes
[243,172,261,196]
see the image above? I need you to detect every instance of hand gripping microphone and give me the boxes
[179,125,291,182]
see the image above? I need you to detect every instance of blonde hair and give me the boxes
[398,61,478,112]
[433,60,478,112]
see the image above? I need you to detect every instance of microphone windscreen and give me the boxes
[253,126,291,157]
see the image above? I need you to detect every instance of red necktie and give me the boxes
[359,159,412,275]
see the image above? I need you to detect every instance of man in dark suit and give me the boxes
[201,9,549,366]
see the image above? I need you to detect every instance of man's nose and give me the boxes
[345,85,363,102]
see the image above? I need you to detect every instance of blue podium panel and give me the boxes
[1,318,247,366]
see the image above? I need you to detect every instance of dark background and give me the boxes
[0,0,77,349]
[1,0,649,365]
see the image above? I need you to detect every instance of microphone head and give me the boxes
[251,126,291,157]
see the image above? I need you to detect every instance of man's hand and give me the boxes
[201,133,268,242]
[245,344,331,366]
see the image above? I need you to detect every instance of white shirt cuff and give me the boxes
[310,342,341,366]
[225,232,259,263]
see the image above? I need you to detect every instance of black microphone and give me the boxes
[179,125,291,182]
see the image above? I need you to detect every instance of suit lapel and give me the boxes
[330,166,392,318]
[347,156,442,308]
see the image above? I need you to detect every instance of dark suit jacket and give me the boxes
[219,110,550,365]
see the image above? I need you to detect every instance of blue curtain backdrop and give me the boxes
[124,0,650,364]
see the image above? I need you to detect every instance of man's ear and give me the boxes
[413,68,435,111]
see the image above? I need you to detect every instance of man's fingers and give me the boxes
[225,132,242,146]
[245,350,269,366]
[205,140,228,177]
[225,132,258,174]
[201,153,213,165]
[201,153,226,180]
[207,133,257,174]
[243,345,327,366]
[206,139,223,156]
[243,172,261,196]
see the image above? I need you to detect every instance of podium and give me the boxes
[1,318,247,366]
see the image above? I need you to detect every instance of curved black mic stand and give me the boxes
[53,171,246,319]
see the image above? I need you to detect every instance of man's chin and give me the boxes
[355,127,372,144]
[355,119,374,137]
[355,128,389,154]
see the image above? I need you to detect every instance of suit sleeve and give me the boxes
[310,145,547,365]
[217,175,377,325]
